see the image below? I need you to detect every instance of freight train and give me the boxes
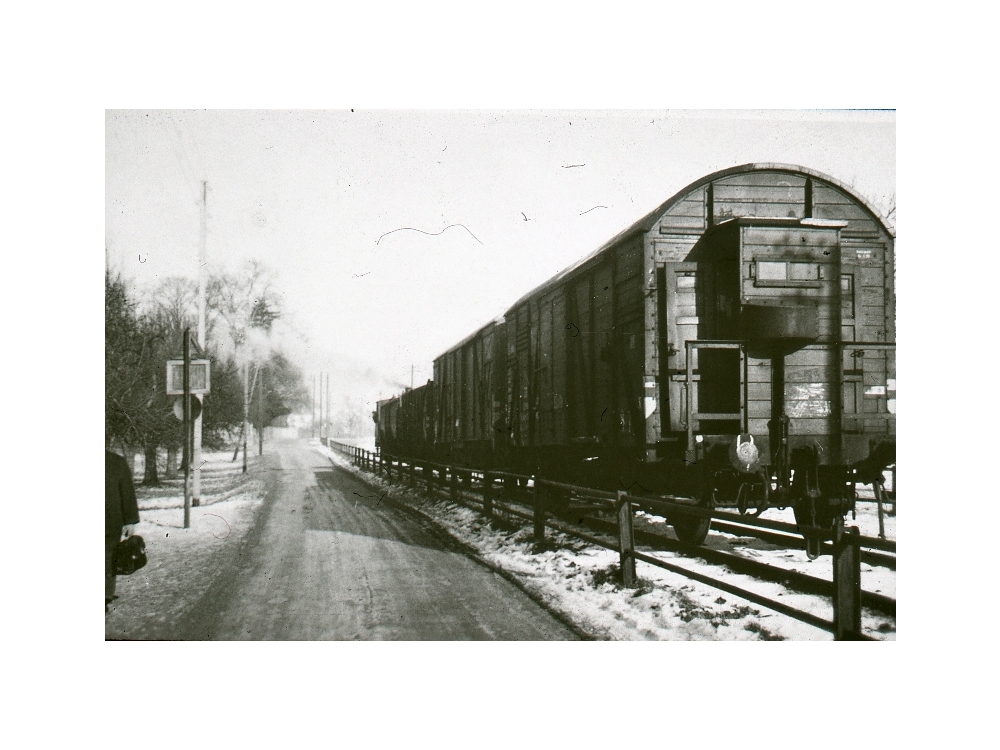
[375,164,895,552]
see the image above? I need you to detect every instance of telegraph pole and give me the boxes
[320,371,326,440]
[312,374,316,438]
[242,358,250,474]
[325,372,330,439]
[183,328,192,529]
[258,368,265,455]
[193,180,207,506]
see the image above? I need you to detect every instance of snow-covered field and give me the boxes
[314,441,896,641]
[106,451,267,639]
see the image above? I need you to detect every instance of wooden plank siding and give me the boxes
[419,165,892,469]
[649,169,893,451]
[659,186,707,233]
[536,294,554,445]
[714,174,807,224]
[551,293,567,444]
[812,184,881,237]
[497,238,646,451]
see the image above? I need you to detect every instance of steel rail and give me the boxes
[638,499,896,554]
[558,494,896,616]
[708,519,896,571]
[335,447,892,636]
[631,550,874,639]
[629,523,896,617]
[386,468,849,634]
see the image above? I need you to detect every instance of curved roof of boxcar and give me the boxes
[434,313,505,361]
[507,162,894,311]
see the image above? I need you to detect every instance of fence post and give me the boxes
[832,521,862,640]
[617,491,637,588]
[888,464,896,516]
[875,479,887,540]
[483,472,493,520]
[425,464,435,497]
[533,478,546,543]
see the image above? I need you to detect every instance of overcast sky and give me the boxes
[106,109,894,408]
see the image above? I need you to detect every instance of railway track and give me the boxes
[366,460,897,619]
[694,516,895,570]
[330,446,895,639]
[542,485,896,570]
[581,514,896,617]
[477,488,897,618]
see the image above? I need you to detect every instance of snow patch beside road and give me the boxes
[315,442,885,640]
[105,452,266,640]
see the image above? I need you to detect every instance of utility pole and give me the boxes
[243,358,250,474]
[183,328,192,529]
[312,374,316,438]
[411,364,414,391]
[325,372,330,439]
[193,179,207,507]
[321,371,327,440]
[258,368,265,455]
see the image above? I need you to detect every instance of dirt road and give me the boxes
[173,439,578,640]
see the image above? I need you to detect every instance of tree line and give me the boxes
[105,261,308,484]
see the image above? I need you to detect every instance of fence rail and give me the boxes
[323,438,879,641]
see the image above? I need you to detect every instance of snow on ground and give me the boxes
[105,452,266,640]
[638,505,896,602]
[315,441,896,641]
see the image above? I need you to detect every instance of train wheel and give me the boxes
[672,492,712,546]
[672,513,711,545]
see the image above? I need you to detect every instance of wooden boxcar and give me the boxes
[430,317,507,466]
[378,163,895,545]
[374,381,436,460]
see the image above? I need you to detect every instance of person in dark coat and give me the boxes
[106,450,140,610]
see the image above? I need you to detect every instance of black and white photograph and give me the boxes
[105,109,896,642]
[16,3,1000,747]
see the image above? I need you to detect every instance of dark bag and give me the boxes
[113,535,147,576]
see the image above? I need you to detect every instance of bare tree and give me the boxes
[207,260,282,464]
[208,260,280,353]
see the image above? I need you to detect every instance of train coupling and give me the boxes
[787,446,858,559]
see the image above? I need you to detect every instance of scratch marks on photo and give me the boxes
[376,223,484,246]
[204,513,231,539]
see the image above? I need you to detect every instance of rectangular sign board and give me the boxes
[166,359,211,395]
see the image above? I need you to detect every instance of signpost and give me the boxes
[182,330,191,528]
[167,331,211,529]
